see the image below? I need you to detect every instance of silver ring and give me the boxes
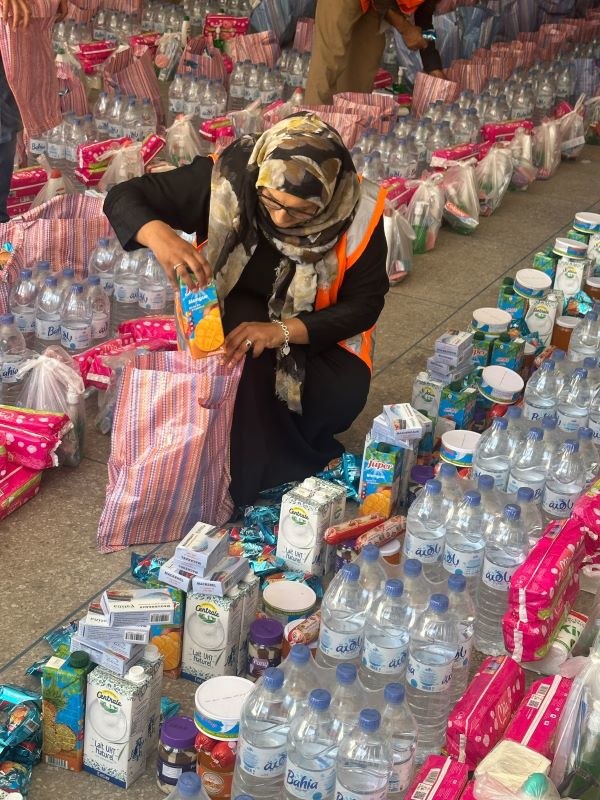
[173,262,185,271]
[244,339,253,350]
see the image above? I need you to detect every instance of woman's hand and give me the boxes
[136,219,212,291]
[225,322,285,365]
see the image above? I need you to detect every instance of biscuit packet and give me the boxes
[175,273,225,359]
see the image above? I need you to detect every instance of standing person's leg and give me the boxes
[0,54,22,223]
[336,9,386,94]
[304,0,365,105]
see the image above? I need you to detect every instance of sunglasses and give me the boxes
[258,190,319,222]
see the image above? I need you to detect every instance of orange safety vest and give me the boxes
[360,0,426,15]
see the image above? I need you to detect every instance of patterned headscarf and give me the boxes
[206,113,361,413]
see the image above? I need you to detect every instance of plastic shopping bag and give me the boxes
[584,96,600,145]
[558,96,586,160]
[533,120,561,180]
[98,142,145,193]
[30,156,77,208]
[509,128,538,190]
[383,205,415,285]
[441,162,480,234]
[475,145,514,216]
[97,351,243,552]
[406,175,444,253]
[166,115,208,167]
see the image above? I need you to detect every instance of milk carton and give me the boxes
[181,590,243,683]
[83,664,150,788]
[138,646,164,761]
[235,573,261,676]
[277,486,331,575]
[412,371,443,456]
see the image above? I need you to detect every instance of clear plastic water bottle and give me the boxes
[590,386,600,443]
[443,490,486,596]
[280,644,319,722]
[46,122,66,167]
[541,440,586,524]
[138,251,173,315]
[381,683,417,800]
[506,427,548,503]
[522,359,559,421]
[474,504,528,655]
[86,276,111,343]
[400,560,430,626]
[81,113,97,143]
[35,275,63,351]
[112,250,143,332]
[583,356,600,390]
[165,772,209,799]
[92,91,110,138]
[32,260,51,289]
[578,426,599,485]
[447,574,476,706]
[284,688,337,800]
[557,368,591,433]
[541,414,565,461]
[0,314,28,406]
[122,96,141,141]
[567,311,600,362]
[362,152,385,182]
[511,85,534,119]
[228,62,246,111]
[402,479,447,584]
[58,268,76,303]
[245,65,260,103]
[232,667,288,800]
[329,664,361,741]
[64,117,84,166]
[504,405,527,456]
[335,709,391,800]
[60,282,92,354]
[317,563,367,668]
[514,487,543,549]
[10,269,38,348]
[168,75,187,122]
[405,594,459,761]
[199,80,216,121]
[359,579,411,690]
[388,138,417,179]
[534,74,555,124]
[476,474,502,533]
[356,544,386,601]
[472,417,512,490]
[107,91,126,138]
[88,237,116,297]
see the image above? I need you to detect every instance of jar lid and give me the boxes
[555,315,579,329]
[409,465,435,485]
[553,236,588,258]
[68,651,90,669]
[161,716,198,750]
[586,277,600,289]
[379,538,401,556]
[262,581,317,615]
[250,617,284,646]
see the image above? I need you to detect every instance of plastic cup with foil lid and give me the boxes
[514,268,552,299]
[440,429,481,467]
[262,580,317,626]
[479,365,525,404]
[194,676,253,740]
[573,211,600,234]
[157,715,198,793]
[247,617,284,681]
[471,307,512,335]
[553,236,588,259]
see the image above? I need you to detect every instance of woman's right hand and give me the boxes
[135,220,212,291]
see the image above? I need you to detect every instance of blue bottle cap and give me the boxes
[505,406,522,419]
[494,417,508,430]
[583,357,597,370]
[384,682,405,704]
[72,283,84,294]
[309,688,331,712]
[385,579,404,598]
[429,593,449,613]
[426,479,442,495]
[36,260,50,270]
[586,311,598,322]
[517,487,534,502]
[464,490,481,506]
[563,439,580,454]
[289,644,310,665]
[362,544,380,563]
[439,463,457,477]
[20,268,32,279]
[178,772,202,797]
[553,349,566,361]
[448,574,466,593]
[263,667,284,691]
[574,368,588,379]
[504,503,521,520]
[341,563,359,582]
[542,359,555,370]
[542,416,558,430]
[62,268,75,278]
[359,708,380,733]
[0,313,14,325]
[403,559,422,577]
[98,237,110,247]
[88,275,100,286]
[578,427,593,440]
[336,663,357,685]
[528,427,544,441]
[477,474,495,490]
[45,276,57,287]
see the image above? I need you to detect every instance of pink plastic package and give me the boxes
[446,656,525,770]
[0,462,42,521]
[503,675,573,759]
[77,137,131,169]
[9,166,48,199]
[508,518,587,622]
[480,120,534,142]
[503,574,579,662]
[572,479,600,557]
[117,316,177,343]
[0,405,72,470]
[460,782,476,800]
[199,116,235,142]
[404,756,468,800]
[141,133,166,166]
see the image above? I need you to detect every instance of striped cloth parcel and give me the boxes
[97,351,243,552]
[412,72,459,118]
[103,46,165,126]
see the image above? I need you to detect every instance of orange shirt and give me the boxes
[360,0,426,15]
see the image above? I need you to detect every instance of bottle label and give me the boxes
[14,310,35,335]
[99,275,114,296]
[29,137,46,156]
[318,624,363,661]
[406,653,453,693]
[443,544,483,577]
[108,123,123,138]
[471,465,509,490]
[589,418,600,440]
[138,286,166,311]
[1,358,25,384]
[47,142,65,161]
[556,409,583,433]
[403,531,443,564]
[542,487,576,518]
[237,739,286,779]
[285,759,335,800]
[362,637,408,675]
[335,781,388,800]
[65,144,78,163]
[522,401,555,422]
[95,118,109,134]
[92,313,109,340]
[35,318,61,340]
[454,629,474,669]
[506,474,544,502]
[389,757,414,795]
[481,557,517,590]
[114,282,138,304]
[61,324,92,351]
[200,104,215,119]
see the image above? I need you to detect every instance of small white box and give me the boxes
[190,557,251,597]
[158,558,196,592]
[181,591,243,683]
[77,610,150,646]
[70,635,145,677]
[100,589,175,627]
[175,523,230,573]
[435,330,474,357]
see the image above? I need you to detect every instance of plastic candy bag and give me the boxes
[166,114,208,167]
[30,156,77,209]
[383,204,415,284]
[558,95,586,161]
[475,145,514,216]
[98,142,145,193]
[407,175,444,253]
[533,120,561,180]
[441,162,479,234]
[509,128,538,190]
[584,96,600,146]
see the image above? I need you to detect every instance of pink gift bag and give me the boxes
[97,351,243,552]
[412,72,459,118]
[103,46,165,126]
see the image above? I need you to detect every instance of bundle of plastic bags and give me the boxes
[98,142,145,192]
[475,145,514,216]
[509,128,538,190]
[165,114,208,167]
[533,119,562,180]
[557,95,587,161]
[441,162,480,234]
[383,204,415,284]
[584,96,600,145]
[406,175,444,253]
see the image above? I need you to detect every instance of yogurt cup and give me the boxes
[553,237,588,259]
[514,268,552,299]
[573,211,600,234]
[479,365,525,404]
[471,307,512,335]
[194,676,253,740]
[262,581,317,626]
[440,429,481,468]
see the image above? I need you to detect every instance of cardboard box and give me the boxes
[174,523,230,574]
[100,589,174,627]
[190,557,250,597]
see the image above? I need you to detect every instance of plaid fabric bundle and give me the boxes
[57,60,89,116]
[227,30,281,68]
[103,45,165,126]
[412,73,459,118]
[0,195,112,291]
[0,0,61,137]
[293,17,313,52]
[332,92,397,134]
[105,0,143,13]
[97,351,243,552]
[177,36,228,83]
[66,1,98,23]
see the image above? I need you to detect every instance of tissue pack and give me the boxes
[503,675,573,759]
[404,756,468,800]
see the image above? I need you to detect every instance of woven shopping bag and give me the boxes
[177,36,228,83]
[97,351,243,553]
[103,46,165,126]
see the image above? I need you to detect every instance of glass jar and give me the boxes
[157,716,198,794]
[585,276,600,302]
[196,732,237,799]
[246,618,283,680]
[551,315,579,351]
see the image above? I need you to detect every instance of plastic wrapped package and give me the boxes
[383,205,415,284]
[503,675,573,759]
[584,96,600,145]
[30,156,76,208]
[509,129,538,190]
[404,755,468,800]
[165,115,208,167]
[571,478,600,560]
[441,162,480,234]
[0,404,71,470]
[475,146,514,216]
[407,176,444,253]
[474,741,551,797]
[557,96,586,160]
[533,120,561,180]
[98,142,145,193]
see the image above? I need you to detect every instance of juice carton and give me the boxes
[490,334,525,372]
[277,486,331,575]
[181,590,243,683]
[42,651,92,771]
[138,646,164,760]
[498,287,527,320]
[83,664,151,788]
[438,382,477,430]
[175,278,225,359]
[358,433,405,518]
[146,585,185,680]
[471,332,493,367]
[533,251,557,280]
